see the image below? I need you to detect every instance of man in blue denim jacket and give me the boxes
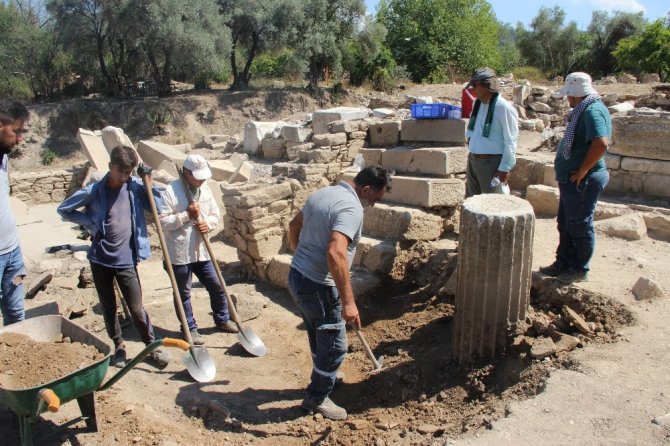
[288,166,392,420]
[58,145,170,368]
[0,98,30,326]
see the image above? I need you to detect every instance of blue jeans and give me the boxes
[172,261,230,331]
[0,246,26,325]
[288,267,347,403]
[556,169,609,272]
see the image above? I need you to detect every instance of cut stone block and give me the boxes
[244,121,280,155]
[610,114,670,160]
[381,146,467,176]
[350,268,382,297]
[605,154,622,169]
[313,133,347,147]
[621,157,670,175]
[608,102,635,115]
[208,159,237,182]
[643,212,670,240]
[77,129,109,171]
[596,213,647,240]
[267,254,292,289]
[363,203,443,241]
[360,148,385,167]
[401,119,467,144]
[607,170,670,199]
[299,148,338,164]
[526,184,560,217]
[223,182,293,208]
[372,108,396,118]
[339,172,465,207]
[543,164,558,187]
[261,137,285,159]
[508,154,550,191]
[101,126,134,152]
[454,194,534,362]
[136,140,187,171]
[355,237,397,274]
[228,161,253,184]
[281,125,312,143]
[247,231,283,260]
[330,120,360,133]
[369,121,401,148]
[312,107,370,135]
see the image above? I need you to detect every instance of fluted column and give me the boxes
[453,194,535,363]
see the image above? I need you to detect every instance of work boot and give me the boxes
[217,320,239,333]
[189,329,205,346]
[558,270,588,283]
[334,370,346,388]
[111,347,127,368]
[301,396,347,421]
[538,262,569,277]
[147,347,171,368]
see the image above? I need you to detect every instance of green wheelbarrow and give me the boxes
[0,315,190,446]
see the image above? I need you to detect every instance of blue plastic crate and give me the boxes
[411,103,462,119]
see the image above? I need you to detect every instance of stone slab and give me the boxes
[595,213,647,240]
[605,154,622,170]
[101,126,134,152]
[77,129,109,171]
[607,170,670,199]
[312,107,370,135]
[508,154,552,191]
[244,121,280,155]
[621,157,670,175]
[363,203,443,241]
[401,119,467,144]
[136,140,187,171]
[354,237,397,274]
[381,146,467,176]
[208,159,237,182]
[543,164,558,187]
[228,161,253,184]
[369,121,401,148]
[610,114,670,161]
[360,148,385,167]
[313,133,347,147]
[526,185,560,217]
[281,125,312,143]
[643,212,670,240]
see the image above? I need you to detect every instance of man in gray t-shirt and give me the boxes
[288,166,392,420]
[0,99,29,326]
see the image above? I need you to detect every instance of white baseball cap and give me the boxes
[558,72,597,97]
[183,154,212,180]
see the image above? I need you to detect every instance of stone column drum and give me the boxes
[453,194,535,363]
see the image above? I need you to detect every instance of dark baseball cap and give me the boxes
[465,67,498,90]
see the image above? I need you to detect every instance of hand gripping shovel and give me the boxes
[180,173,267,357]
[353,325,384,372]
[140,170,216,382]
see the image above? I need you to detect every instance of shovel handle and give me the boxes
[39,389,60,413]
[162,338,190,351]
[353,326,381,369]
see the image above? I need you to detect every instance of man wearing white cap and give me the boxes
[159,154,237,345]
[539,72,611,283]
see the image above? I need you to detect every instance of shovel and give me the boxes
[140,170,216,382]
[180,172,267,357]
[353,325,384,372]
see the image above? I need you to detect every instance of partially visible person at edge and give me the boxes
[0,99,30,326]
[57,146,171,368]
[464,67,519,197]
[287,166,392,421]
[158,154,238,347]
[539,72,611,283]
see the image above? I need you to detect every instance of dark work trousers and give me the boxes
[171,260,230,331]
[466,153,503,197]
[89,262,155,348]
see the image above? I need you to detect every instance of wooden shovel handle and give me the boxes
[39,389,60,413]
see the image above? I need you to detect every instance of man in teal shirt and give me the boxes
[539,72,611,283]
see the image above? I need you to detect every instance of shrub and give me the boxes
[41,149,56,165]
[512,66,547,83]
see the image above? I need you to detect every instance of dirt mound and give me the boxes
[0,332,104,389]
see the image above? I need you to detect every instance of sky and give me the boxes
[364,0,669,29]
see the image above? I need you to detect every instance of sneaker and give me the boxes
[111,347,127,368]
[301,396,347,420]
[538,262,569,277]
[558,270,589,283]
[189,329,205,346]
[147,347,171,367]
[334,370,346,388]
[217,320,239,333]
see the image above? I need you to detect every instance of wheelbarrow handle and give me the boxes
[37,388,61,414]
[98,338,189,391]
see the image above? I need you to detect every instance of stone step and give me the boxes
[353,237,397,274]
[401,118,467,144]
[376,146,468,176]
[339,172,465,208]
[312,107,370,135]
[363,203,444,241]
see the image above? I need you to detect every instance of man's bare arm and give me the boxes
[327,231,360,328]
[288,211,304,251]
[570,136,608,185]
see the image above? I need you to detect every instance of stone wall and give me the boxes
[9,167,84,204]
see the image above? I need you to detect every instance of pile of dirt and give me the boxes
[0,332,105,389]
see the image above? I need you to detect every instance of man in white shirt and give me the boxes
[0,99,29,326]
[159,155,237,345]
[465,67,519,196]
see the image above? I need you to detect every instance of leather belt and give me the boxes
[469,153,501,159]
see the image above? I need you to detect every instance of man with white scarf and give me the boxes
[539,72,611,283]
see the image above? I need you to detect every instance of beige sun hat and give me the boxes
[558,72,597,97]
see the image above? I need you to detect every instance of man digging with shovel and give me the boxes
[158,155,237,345]
[288,166,392,420]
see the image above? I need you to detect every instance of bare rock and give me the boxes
[596,213,647,240]
[554,333,580,353]
[416,424,442,435]
[345,419,370,430]
[563,306,592,335]
[632,277,664,301]
[530,337,556,359]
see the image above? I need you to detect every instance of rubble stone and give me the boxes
[244,121,280,155]
[632,277,664,300]
[313,133,347,147]
[526,185,560,217]
[530,337,556,359]
[596,213,647,240]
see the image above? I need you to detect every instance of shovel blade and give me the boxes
[182,347,216,382]
[237,326,267,357]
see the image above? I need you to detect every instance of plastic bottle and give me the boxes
[490,176,510,195]
[489,176,501,188]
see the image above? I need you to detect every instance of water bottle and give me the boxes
[490,176,501,188]
[490,176,510,194]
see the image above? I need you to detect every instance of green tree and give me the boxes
[613,19,670,81]
[516,6,588,78]
[586,10,646,76]
[342,17,388,86]
[377,0,502,83]
[497,23,521,74]
[296,0,366,89]
[218,0,301,90]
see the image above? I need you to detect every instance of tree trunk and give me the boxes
[229,32,243,91]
